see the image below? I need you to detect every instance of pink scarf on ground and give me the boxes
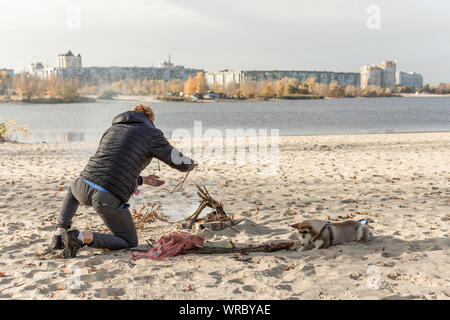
[131,232,205,261]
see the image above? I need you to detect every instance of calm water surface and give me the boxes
[0,97,449,142]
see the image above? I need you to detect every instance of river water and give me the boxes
[0,97,449,142]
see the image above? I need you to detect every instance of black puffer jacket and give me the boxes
[80,111,195,202]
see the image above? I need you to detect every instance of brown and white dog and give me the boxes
[291,219,370,251]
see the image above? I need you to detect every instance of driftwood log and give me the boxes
[185,241,294,255]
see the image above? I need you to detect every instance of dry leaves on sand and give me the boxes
[132,202,167,230]
[338,214,356,219]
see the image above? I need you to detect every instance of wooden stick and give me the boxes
[170,170,191,193]
[195,184,208,199]
[185,241,294,255]
[187,200,208,228]
[186,199,207,220]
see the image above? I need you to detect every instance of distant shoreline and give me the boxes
[1,93,449,105]
[0,96,96,104]
[399,93,450,98]
[88,93,449,103]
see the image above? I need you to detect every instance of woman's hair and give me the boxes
[132,104,155,122]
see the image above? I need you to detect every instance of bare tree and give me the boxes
[344,85,357,97]
[194,72,209,94]
[328,80,345,97]
[261,81,275,98]
[240,79,257,98]
[184,77,196,95]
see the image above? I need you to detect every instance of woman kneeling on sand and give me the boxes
[52,104,197,258]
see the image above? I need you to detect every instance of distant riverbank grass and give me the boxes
[276,94,324,100]
[19,96,95,104]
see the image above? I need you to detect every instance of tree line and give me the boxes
[0,72,80,101]
[2,71,450,101]
[81,74,395,99]
[422,83,450,94]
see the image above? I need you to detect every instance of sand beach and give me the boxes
[0,132,449,299]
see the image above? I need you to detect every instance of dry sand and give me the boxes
[0,133,449,299]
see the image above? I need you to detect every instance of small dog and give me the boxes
[291,219,370,251]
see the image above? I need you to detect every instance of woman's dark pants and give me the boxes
[57,177,138,250]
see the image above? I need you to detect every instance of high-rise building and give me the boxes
[57,50,82,68]
[360,65,383,89]
[395,71,423,89]
[206,70,244,88]
[379,60,396,90]
[360,60,397,90]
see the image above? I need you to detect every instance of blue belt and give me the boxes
[83,179,111,194]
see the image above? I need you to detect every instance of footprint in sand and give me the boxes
[227,278,244,284]
[241,285,255,292]
[301,264,316,276]
[93,287,126,298]
[275,283,292,291]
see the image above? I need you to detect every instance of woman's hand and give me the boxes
[142,175,165,187]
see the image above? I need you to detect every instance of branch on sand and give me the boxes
[132,202,167,231]
[185,241,294,255]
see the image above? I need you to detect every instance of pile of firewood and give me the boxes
[180,185,235,231]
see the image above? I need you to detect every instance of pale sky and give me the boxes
[0,0,449,84]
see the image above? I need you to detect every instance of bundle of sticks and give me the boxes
[182,184,233,230]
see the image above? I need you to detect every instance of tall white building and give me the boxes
[378,60,396,90]
[57,50,82,68]
[360,60,397,90]
[360,65,383,89]
[206,70,244,87]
